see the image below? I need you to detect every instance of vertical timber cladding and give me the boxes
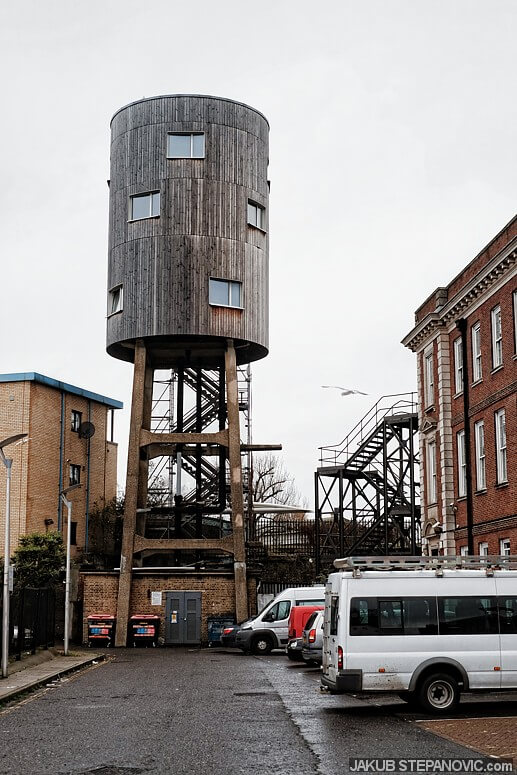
[106,95,270,646]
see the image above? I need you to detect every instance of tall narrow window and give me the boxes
[495,408,507,484]
[247,200,265,230]
[108,285,123,316]
[513,290,517,354]
[459,545,468,556]
[500,538,511,556]
[491,305,503,368]
[71,410,82,433]
[130,191,160,220]
[69,464,81,486]
[471,322,482,382]
[427,440,437,504]
[474,420,486,491]
[453,338,463,394]
[424,352,434,408]
[457,430,466,497]
[209,278,242,308]
[478,542,488,556]
[70,522,77,546]
[167,133,205,159]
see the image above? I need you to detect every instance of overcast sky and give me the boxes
[1,0,516,505]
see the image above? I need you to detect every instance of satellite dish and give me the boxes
[79,422,96,439]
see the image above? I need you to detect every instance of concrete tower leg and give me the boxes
[115,340,152,647]
[225,342,248,623]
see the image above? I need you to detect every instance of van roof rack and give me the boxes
[333,555,517,576]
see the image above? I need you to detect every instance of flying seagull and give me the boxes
[321,386,368,396]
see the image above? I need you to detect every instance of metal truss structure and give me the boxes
[315,394,421,575]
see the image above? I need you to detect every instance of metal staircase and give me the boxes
[315,394,420,574]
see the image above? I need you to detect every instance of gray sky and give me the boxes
[1,0,516,505]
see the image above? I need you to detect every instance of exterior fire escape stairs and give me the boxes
[315,393,421,574]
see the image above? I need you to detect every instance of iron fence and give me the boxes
[0,587,56,660]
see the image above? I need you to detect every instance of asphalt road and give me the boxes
[0,648,515,775]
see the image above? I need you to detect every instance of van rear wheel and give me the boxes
[251,635,274,655]
[418,672,459,714]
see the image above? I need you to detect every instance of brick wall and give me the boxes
[82,573,258,645]
[0,382,30,553]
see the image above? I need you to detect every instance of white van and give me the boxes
[235,585,325,655]
[322,555,517,714]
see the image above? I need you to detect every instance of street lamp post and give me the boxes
[1,433,28,679]
[59,484,81,656]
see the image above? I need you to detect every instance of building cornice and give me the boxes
[402,241,517,352]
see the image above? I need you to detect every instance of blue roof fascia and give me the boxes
[0,373,123,410]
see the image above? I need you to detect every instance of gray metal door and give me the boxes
[165,591,201,645]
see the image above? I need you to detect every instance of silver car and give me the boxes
[301,610,324,665]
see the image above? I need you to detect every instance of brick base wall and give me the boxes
[82,573,257,645]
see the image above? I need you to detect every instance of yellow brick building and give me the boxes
[0,373,122,558]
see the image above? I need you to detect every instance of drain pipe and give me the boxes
[456,318,474,554]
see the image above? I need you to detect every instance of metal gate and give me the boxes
[164,591,201,645]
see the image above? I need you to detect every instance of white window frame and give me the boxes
[167,132,205,159]
[247,200,265,230]
[424,351,434,408]
[474,420,486,491]
[453,337,463,394]
[495,408,507,484]
[471,322,482,382]
[460,545,468,556]
[426,440,437,504]
[130,191,160,221]
[71,410,82,433]
[500,538,511,557]
[513,289,517,355]
[69,464,81,486]
[491,304,503,369]
[478,542,488,556]
[209,278,243,309]
[108,285,123,316]
[457,429,466,498]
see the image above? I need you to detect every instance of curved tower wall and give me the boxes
[106,94,269,367]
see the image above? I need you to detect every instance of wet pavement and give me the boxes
[0,648,516,774]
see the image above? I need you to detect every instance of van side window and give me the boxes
[379,600,403,633]
[265,600,291,622]
[350,597,437,636]
[403,598,438,635]
[350,598,378,635]
[298,599,325,606]
[498,597,517,634]
[330,596,339,635]
[438,597,498,635]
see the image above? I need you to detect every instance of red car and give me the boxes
[286,605,324,661]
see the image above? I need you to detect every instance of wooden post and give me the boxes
[225,342,248,622]
[115,341,151,646]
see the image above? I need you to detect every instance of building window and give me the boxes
[500,538,511,556]
[167,133,205,159]
[474,420,486,491]
[471,322,482,382]
[478,542,488,556]
[108,286,123,316]
[494,408,507,484]
[426,441,437,504]
[513,290,517,354]
[209,278,242,308]
[424,352,434,408]
[453,337,463,394]
[491,304,503,368]
[69,464,81,486]
[247,200,265,230]
[70,522,77,546]
[130,192,160,221]
[71,410,82,433]
[459,545,468,556]
[457,430,466,498]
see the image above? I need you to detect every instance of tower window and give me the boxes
[130,192,160,221]
[209,278,242,308]
[167,133,205,159]
[108,285,123,316]
[247,200,265,230]
[71,410,82,433]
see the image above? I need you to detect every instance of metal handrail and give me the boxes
[319,392,417,466]
[334,555,517,572]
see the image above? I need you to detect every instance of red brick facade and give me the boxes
[403,216,516,556]
[81,572,258,645]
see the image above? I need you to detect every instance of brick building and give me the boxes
[402,216,516,556]
[0,373,122,558]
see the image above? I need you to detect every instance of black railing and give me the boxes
[246,517,315,560]
[0,587,56,659]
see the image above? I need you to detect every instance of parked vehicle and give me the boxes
[322,555,517,714]
[286,605,324,661]
[235,586,325,655]
[221,625,240,647]
[302,610,324,665]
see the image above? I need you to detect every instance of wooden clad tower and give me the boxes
[106,95,269,645]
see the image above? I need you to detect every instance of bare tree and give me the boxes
[252,453,305,507]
